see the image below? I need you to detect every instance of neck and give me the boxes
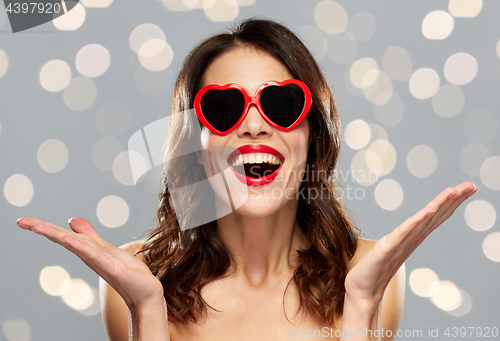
[215,197,308,287]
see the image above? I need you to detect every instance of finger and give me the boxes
[17,217,65,232]
[68,217,110,246]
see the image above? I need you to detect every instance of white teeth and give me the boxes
[229,153,283,166]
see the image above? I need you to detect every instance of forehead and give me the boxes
[202,46,294,94]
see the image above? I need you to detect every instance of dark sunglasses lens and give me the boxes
[260,84,306,128]
[201,89,245,132]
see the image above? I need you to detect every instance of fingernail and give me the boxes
[447,191,457,200]
[16,217,23,223]
[465,185,478,197]
[68,217,74,225]
[425,208,436,218]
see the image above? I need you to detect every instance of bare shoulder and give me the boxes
[99,239,147,341]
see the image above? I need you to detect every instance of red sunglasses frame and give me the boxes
[194,79,312,136]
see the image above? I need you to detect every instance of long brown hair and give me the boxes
[137,18,360,326]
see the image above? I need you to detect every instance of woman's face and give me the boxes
[198,45,310,217]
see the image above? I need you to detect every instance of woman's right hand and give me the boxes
[16,217,164,311]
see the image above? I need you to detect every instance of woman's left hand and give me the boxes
[344,181,477,303]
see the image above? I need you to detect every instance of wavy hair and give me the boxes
[136,18,360,327]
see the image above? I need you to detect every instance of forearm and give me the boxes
[339,293,383,341]
[128,298,170,341]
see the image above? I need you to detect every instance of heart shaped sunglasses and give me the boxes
[194,79,312,136]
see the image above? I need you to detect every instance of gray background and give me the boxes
[1,0,499,340]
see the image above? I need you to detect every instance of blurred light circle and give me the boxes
[53,2,86,30]
[63,77,97,111]
[368,139,397,176]
[449,0,483,17]
[407,145,438,178]
[314,1,348,34]
[37,139,69,173]
[351,149,381,187]
[362,69,393,105]
[345,119,371,150]
[40,60,72,92]
[444,52,478,85]
[409,268,440,297]
[432,84,465,118]
[430,280,462,311]
[78,286,102,316]
[138,39,174,72]
[4,174,34,207]
[2,320,31,341]
[482,232,500,262]
[496,40,500,59]
[91,136,124,171]
[162,0,192,11]
[374,178,403,211]
[422,10,454,40]
[96,195,130,228]
[480,156,500,190]
[326,32,357,65]
[129,23,166,54]
[0,49,9,78]
[374,92,404,127]
[409,68,440,99]
[97,102,131,136]
[235,0,255,5]
[382,45,412,81]
[39,265,71,296]
[447,289,473,317]
[203,0,239,22]
[75,44,111,78]
[349,57,378,89]
[112,151,135,186]
[297,26,327,61]
[459,142,491,176]
[464,109,498,142]
[129,150,150,186]
[346,12,376,42]
[368,123,389,143]
[81,0,114,7]
[61,278,94,310]
[464,199,496,232]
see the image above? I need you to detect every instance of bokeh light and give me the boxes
[409,68,440,99]
[61,278,94,310]
[39,266,71,296]
[448,0,483,18]
[432,84,465,118]
[81,0,114,7]
[297,26,327,61]
[459,142,491,176]
[112,151,136,186]
[0,49,9,78]
[138,39,174,72]
[326,32,357,64]
[96,195,130,228]
[53,2,86,30]
[374,92,404,127]
[447,289,473,317]
[314,1,348,34]
[346,12,376,42]
[482,232,500,262]
[374,178,403,211]
[351,149,381,187]
[4,174,34,207]
[409,268,440,297]
[345,119,371,150]
[75,44,111,78]
[368,123,389,143]
[37,139,69,173]
[78,286,101,316]
[496,40,500,59]
[349,57,378,89]
[464,199,496,232]
[464,109,498,142]
[63,77,98,111]
[203,0,239,22]
[444,52,478,85]
[430,280,462,311]
[382,45,412,81]
[91,136,124,171]
[362,69,393,105]
[39,60,72,92]
[407,145,438,178]
[129,23,167,54]
[422,10,454,40]
[2,320,31,341]
[368,139,397,176]
[480,156,500,190]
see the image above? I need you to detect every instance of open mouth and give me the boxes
[228,153,284,179]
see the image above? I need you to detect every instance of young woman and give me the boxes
[16,19,477,341]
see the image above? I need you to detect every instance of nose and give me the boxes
[236,103,273,138]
